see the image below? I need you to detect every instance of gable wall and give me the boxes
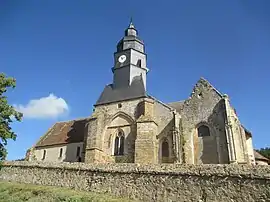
[180,79,229,164]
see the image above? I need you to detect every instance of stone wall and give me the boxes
[84,99,144,163]
[181,78,229,164]
[1,161,269,202]
[33,142,83,162]
[228,106,247,163]
[84,97,176,164]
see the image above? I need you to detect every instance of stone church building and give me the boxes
[27,22,259,165]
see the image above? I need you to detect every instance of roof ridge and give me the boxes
[167,100,185,104]
[55,117,89,124]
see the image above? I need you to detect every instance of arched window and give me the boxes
[114,130,124,156]
[198,125,210,137]
[161,140,169,157]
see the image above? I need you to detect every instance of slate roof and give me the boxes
[35,118,88,148]
[254,150,269,162]
[95,76,147,106]
[167,100,185,113]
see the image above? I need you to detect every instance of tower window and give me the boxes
[42,150,46,160]
[59,148,63,158]
[114,130,124,156]
[117,103,122,108]
[198,125,210,137]
[137,59,142,67]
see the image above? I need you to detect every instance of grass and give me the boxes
[0,181,132,202]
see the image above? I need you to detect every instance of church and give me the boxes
[26,21,260,165]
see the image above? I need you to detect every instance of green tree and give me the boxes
[257,147,270,159]
[0,73,23,160]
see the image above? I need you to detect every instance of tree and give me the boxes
[0,73,23,160]
[257,147,270,159]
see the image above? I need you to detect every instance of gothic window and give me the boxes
[59,148,63,158]
[198,125,210,137]
[161,140,169,157]
[114,130,125,156]
[42,150,46,160]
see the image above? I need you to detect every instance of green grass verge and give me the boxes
[0,181,132,202]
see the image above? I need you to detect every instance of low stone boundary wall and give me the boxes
[0,161,269,202]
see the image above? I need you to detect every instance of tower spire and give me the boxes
[129,17,134,29]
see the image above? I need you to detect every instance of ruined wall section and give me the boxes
[180,78,229,164]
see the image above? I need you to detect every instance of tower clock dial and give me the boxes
[118,55,127,63]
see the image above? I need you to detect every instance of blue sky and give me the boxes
[1,1,269,160]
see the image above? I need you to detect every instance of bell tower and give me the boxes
[112,20,149,90]
[95,20,148,106]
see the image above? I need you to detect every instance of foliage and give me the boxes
[0,73,23,160]
[0,181,132,202]
[257,147,270,159]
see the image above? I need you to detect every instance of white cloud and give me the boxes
[14,94,69,119]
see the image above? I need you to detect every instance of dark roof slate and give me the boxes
[95,76,147,106]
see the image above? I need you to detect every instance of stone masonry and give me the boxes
[1,161,269,202]
[28,21,259,167]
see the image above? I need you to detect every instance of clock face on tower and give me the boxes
[118,55,127,63]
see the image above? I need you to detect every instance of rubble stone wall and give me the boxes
[0,161,269,202]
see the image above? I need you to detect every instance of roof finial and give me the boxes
[129,16,134,28]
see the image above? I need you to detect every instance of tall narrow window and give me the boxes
[114,131,124,156]
[76,146,80,157]
[162,140,169,157]
[137,59,142,67]
[59,148,63,158]
[198,125,210,137]
[119,136,124,155]
[114,136,119,155]
[42,150,46,160]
